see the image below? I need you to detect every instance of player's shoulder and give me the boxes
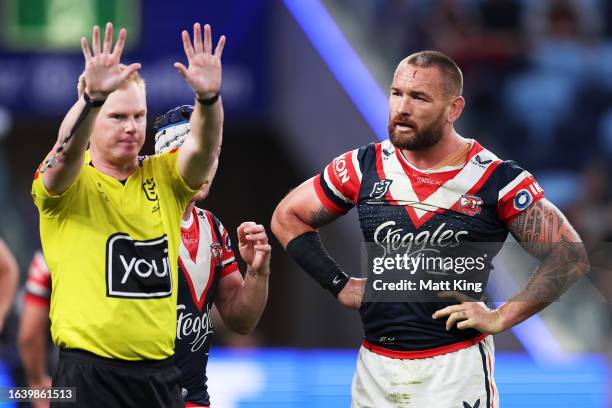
[475,142,539,193]
[194,207,226,233]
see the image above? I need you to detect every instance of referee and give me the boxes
[31,22,225,407]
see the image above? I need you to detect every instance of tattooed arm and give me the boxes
[498,198,589,329]
[433,198,588,334]
[271,177,339,246]
[271,177,364,309]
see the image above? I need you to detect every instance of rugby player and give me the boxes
[271,51,588,407]
[154,105,271,407]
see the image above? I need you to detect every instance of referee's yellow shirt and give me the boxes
[32,150,198,360]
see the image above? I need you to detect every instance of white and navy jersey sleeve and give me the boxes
[495,161,545,225]
[314,148,363,215]
[207,212,239,278]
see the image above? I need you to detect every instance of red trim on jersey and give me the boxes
[394,148,464,202]
[313,175,347,215]
[27,259,51,287]
[221,262,239,277]
[362,334,488,360]
[375,143,443,229]
[343,151,361,204]
[466,161,502,197]
[498,176,544,224]
[185,403,209,408]
[179,209,218,312]
[181,207,201,263]
[487,350,496,408]
[24,293,50,307]
[202,211,220,301]
[33,163,42,180]
[326,151,360,203]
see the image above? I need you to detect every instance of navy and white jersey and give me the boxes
[175,207,238,405]
[315,139,544,352]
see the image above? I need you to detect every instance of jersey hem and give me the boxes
[363,333,488,359]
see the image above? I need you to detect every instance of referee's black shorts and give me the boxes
[51,348,183,408]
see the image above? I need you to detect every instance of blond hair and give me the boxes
[77,64,146,97]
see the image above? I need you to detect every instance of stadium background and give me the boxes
[0,0,610,406]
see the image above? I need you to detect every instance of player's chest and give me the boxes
[355,170,503,241]
[178,219,223,309]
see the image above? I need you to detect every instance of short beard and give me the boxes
[388,113,445,151]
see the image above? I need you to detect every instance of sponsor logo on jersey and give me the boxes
[176,303,213,352]
[106,233,172,298]
[473,154,493,168]
[370,179,393,199]
[416,176,441,186]
[332,156,351,184]
[458,194,483,216]
[142,178,158,201]
[374,221,468,257]
[210,242,223,265]
[463,399,481,408]
[513,189,532,211]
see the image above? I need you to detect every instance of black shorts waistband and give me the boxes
[59,348,175,370]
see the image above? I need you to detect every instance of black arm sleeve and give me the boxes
[286,231,349,297]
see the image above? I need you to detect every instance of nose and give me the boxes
[124,117,137,133]
[397,97,412,116]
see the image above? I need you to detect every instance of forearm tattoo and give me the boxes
[509,200,588,303]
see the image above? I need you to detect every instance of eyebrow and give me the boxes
[391,86,432,99]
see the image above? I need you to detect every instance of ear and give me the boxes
[447,96,465,124]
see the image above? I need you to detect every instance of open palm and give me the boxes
[175,23,226,100]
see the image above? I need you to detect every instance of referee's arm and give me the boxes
[43,24,139,195]
[175,23,226,190]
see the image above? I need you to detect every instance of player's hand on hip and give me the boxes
[81,22,141,101]
[338,278,365,311]
[174,23,226,100]
[238,222,271,277]
[432,291,504,335]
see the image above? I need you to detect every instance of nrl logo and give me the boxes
[370,179,393,199]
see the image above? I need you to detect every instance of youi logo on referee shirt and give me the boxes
[106,233,172,298]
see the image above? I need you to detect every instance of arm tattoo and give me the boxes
[308,204,339,228]
[509,199,588,303]
[509,200,562,258]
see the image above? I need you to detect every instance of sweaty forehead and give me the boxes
[392,64,445,94]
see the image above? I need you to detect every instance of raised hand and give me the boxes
[174,23,226,100]
[237,222,271,277]
[81,22,141,101]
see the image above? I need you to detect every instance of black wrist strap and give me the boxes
[196,92,220,106]
[83,92,106,107]
[286,231,350,297]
